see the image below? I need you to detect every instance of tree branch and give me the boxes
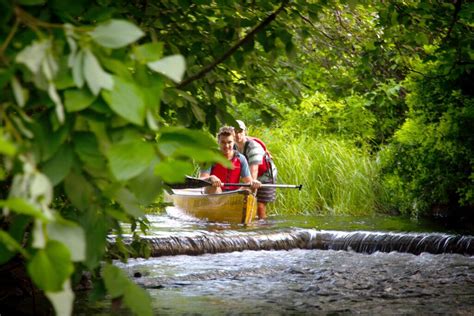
[443,0,462,43]
[177,0,290,89]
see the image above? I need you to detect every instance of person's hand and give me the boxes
[208,175,222,188]
[250,179,261,192]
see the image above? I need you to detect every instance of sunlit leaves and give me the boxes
[47,220,86,262]
[11,76,27,107]
[16,39,49,74]
[46,280,74,316]
[0,230,29,258]
[147,55,186,83]
[27,240,74,292]
[0,198,49,221]
[89,19,145,48]
[83,49,114,96]
[102,76,146,125]
[15,38,65,123]
[0,131,16,156]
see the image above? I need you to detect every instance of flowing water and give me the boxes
[75,214,474,315]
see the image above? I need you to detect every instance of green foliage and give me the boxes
[0,1,472,314]
[380,63,474,217]
[278,92,376,145]
[0,2,225,315]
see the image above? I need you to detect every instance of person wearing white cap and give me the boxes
[234,120,277,220]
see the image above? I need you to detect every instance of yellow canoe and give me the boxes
[165,189,257,224]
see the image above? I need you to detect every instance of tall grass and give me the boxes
[253,129,386,216]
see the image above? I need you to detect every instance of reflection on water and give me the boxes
[144,213,472,235]
[76,214,474,315]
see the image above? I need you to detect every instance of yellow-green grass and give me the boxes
[253,129,385,216]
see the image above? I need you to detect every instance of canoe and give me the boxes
[165,189,257,224]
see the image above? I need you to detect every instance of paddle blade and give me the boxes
[166,176,211,189]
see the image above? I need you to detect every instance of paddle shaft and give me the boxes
[223,183,303,190]
[168,176,303,190]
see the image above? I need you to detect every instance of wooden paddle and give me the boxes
[169,176,303,190]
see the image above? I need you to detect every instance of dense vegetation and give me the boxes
[0,0,472,315]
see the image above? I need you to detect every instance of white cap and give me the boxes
[236,120,246,131]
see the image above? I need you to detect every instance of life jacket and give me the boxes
[243,137,272,177]
[210,151,243,191]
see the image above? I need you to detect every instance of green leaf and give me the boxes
[147,54,186,83]
[157,127,217,148]
[74,132,108,174]
[15,40,48,74]
[0,134,16,156]
[47,220,86,262]
[114,187,144,217]
[107,140,155,181]
[64,171,94,211]
[0,215,30,264]
[123,281,152,316]
[154,159,195,183]
[134,42,164,63]
[71,50,85,88]
[64,88,96,112]
[103,263,130,298]
[89,19,144,49]
[190,103,206,122]
[41,144,73,186]
[174,147,229,165]
[0,198,49,221]
[81,210,108,269]
[0,230,29,258]
[128,163,163,205]
[48,83,65,124]
[11,76,27,107]
[27,240,74,292]
[102,76,146,125]
[83,49,114,96]
[100,58,133,80]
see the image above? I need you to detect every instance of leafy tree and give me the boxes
[0,1,226,314]
[378,0,474,217]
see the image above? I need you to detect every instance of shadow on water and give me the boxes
[76,213,474,315]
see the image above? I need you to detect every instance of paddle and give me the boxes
[169,176,303,190]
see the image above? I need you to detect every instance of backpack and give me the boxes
[243,137,273,177]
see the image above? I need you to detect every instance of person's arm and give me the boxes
[249,164,259,180]
[199,169,222,188]
[245,141,265,180]
[239,154,261,191]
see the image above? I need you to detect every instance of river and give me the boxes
[75,214,474,315]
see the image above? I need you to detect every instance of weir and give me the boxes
[119,229,474,257]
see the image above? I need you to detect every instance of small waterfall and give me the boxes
[116,229,474,258]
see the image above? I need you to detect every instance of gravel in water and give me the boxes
[109,249,474,315]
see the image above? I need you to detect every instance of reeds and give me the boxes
[254,130,384,216]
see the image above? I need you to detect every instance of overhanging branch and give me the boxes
[177,0,290,89]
